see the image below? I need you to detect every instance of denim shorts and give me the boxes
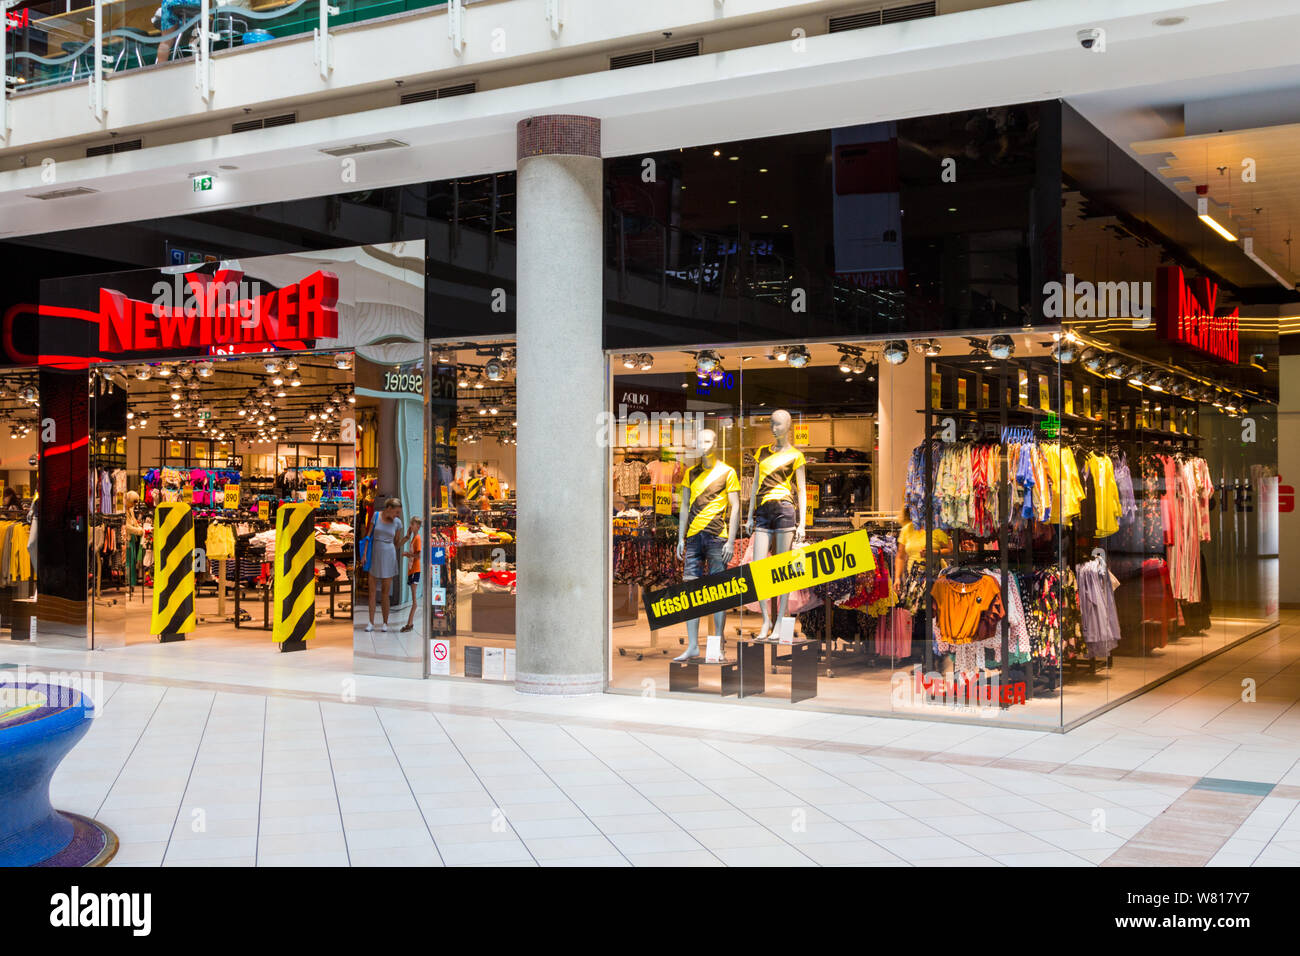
[683,534,727,579]
[753,500,797,532]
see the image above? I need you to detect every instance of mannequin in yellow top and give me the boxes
[744,410,807,641]
[673,429,740,661]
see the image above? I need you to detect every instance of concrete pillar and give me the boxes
[514,115,606,695]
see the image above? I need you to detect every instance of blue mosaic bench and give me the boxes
[0,682,115,867]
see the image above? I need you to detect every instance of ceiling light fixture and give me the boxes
[988,335,1014,360]
[883,341,909,366]
[1196,188,1237,242]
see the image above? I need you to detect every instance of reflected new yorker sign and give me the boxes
[97,269,339,355]
[1155,265,1239,364]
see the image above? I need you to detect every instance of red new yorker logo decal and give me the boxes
[97,269,339,355]
[1155,265,1239,364]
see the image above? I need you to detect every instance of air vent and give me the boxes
[85,138,142,157]
[319,138,410,158]
[399,81,477,105]
[829,11,882,32]
[610,40,699,70]
[26,186,99,200]
[830,2,935,32]
[882,1,936,23]
[231,112,297,134]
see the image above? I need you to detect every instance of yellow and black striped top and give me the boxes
[754,443,806,505]
[681,462,740,538]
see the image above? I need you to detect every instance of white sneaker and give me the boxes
[380,623,388,632]
[365,623,374,632]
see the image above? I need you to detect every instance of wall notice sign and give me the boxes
[258,500,269,520]
[431,586,446,607]
[504,647,516,681]
[704,634,722,663]
[1038,374,1051,412]
[639,484,654,508]
[483,646,506,680]
[306,485,322,508]
[654,484,672,515]
[792,423,810,447]
[430,639,451,676]
[429,565,441,589]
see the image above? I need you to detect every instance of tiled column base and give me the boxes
[514,671,605,696]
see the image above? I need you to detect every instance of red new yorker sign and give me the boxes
[97,269,339,355]
[1155,265,1239,364]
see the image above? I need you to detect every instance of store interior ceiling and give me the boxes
[0,371,40,439]
[1068,74,1300,324]
[104,354,355,445]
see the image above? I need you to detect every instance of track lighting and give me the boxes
[852,356,868,375]
[639,354,654,371]
[333,353,352,370]
[987,335,1014,360]
[135,366,153,380]
[622,354,637,369]
[696,350,721,375]
[485,356,506,381]
[263,359,280,375]
[787,345,811,369]
[883,341,908,366]
[156,366,172,378]
[773,345,789,362]
[289,372,302,387]
[1051,338,1077,363]
[473,372,485,389]
[177,364,194,381]
[920,339,942,357]
[458,370,470,388]
[839,353,853,374]
[196,361,214,378]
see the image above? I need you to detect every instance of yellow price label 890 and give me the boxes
[223,484,240,510]
[306,485,322,508]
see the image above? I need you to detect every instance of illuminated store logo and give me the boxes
[1155,265,1239,364]
[97,269,339,355]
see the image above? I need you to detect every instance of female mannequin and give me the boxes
[124,490,145,601]
[744,409,806,640]
[673,429,740,660]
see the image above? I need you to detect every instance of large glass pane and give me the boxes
[425,340,518,681]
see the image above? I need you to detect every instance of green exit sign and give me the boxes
[192,175,214,192]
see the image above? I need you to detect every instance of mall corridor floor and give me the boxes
[9,614,1300,867]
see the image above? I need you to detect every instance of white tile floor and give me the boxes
[6,613,1300,866]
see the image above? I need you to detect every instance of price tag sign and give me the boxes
[440,486,449,508]
[1063,380,1074,415]
[306,485,322,508]
[224,484,240,511]
[182,486,194,504]
[957,378,968,410]
[806,485,820,509]
[258,500,270,521]
[792,423,810,447]
[931,371,942,409]
[639,484,654,508]
[625,423,640,447]
[653,484,672,515]
[1038,374,1052,412]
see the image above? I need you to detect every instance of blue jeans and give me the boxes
[683,535,727,579]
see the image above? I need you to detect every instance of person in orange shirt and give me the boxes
[401,518,423,633]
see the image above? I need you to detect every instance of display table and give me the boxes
[669,655,743,696]
[0,682,116,866]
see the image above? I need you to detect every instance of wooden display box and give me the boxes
[471,591,516,635]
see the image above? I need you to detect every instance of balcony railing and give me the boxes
[2,0,447,93]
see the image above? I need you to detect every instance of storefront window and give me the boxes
[609,335,1070,727]
[425,340,518,680]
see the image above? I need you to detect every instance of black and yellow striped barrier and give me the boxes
[274,502,316,651]
[150,502,196,642]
